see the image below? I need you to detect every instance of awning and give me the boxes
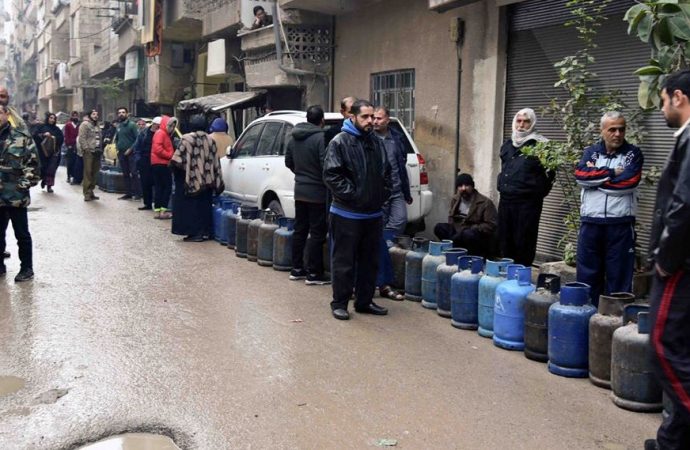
[177,91,267,114]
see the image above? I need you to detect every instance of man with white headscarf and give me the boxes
[497,108,554,266]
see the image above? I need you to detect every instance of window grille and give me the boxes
[371,69,415,133]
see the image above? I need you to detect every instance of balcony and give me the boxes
[202,0,242,38]
[162,0,202,42]
[38,77,54,100]
[278,0,366,15]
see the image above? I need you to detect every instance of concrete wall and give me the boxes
[333,0,507,235]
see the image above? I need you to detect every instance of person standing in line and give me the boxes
[0,87,27,132]
[115,107,141,200]
[325,96,356,145]
[285,105,330,285]
[643,69,690,450]
[574,111,643,305]
[32,112,64,194]
[170,115,224,242]
[63,111,81,185]
[209,117,232,158]
[497,108,554,266]
[323,99,392,321]
[78,110,102,202]
[151,115,176,219]
[0,104,40,282]
[373,106,412,300]
[133,117,159,211]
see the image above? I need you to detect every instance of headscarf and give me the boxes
[188,114,207,133]
[171,130,224,196]
[209,117,228,133]
[511,108,547,148]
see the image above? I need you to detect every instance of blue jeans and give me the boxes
[376,229,396,288]
[382,194,407,236]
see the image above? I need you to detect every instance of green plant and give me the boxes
[625,0,690,108]
[521,0,643,265]
[82,78,125,101]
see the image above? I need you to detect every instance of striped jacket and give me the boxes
[574,140,643,223]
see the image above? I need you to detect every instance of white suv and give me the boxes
[221,111,433,230]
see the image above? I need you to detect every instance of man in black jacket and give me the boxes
[323,99,392,320]
[285,105,329,285]
[644,70,690,450]
[133,117,160,211]
[497,108,554,266]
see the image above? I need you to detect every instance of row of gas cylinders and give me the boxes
[212,198,330,272]
[96,166,127,194]
[392,237,662,413]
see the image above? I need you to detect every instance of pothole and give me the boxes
[0,376,25,397]
[77,433,181,450]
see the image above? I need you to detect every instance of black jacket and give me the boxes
[387,128,412,202]
[497,139,554,200]
[323,129,392,214]
[284,122,327,203]
[648,126,690,273]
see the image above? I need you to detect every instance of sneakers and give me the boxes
[306,273,331,285]
[289,268,307,280]
[14,268,34,282]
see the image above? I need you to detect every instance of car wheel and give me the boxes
[267,199,285,217]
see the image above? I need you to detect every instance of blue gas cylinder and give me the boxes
[213,198,228,243]
[235,205,259,258]
[477,259,513,338]
[547,282,597,378]
[450,255,484,330]
[273,217,295,271]
[421,240,453,309]
[404,238,430,301]
[224,202,241,249]
[217,199,235,245]
[493,266,535,351]
[435,248,468,318]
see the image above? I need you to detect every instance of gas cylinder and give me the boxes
[213,198,228,243]
[523,274,561,362]
[224,202,241,250]
[547,282,597,377]
[235,206,259,258]
[421,241,453,309]
[273,217,295,271]
[404,238,430,301]
[477,259,513,338]
[450,256,484,330]
[493,266,534,351]
[246,210,265,262]
[589,292,635,389]
[257,211,279,266]
[611,304,662,412]
[435,248,468,318]
[389,236,412,290]
[110,166,127,193]
[216,198,235,245]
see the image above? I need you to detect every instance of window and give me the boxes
[371,69,415,133]
[278,124,293,156]
[255,122,283,156]
[233,123,264,157]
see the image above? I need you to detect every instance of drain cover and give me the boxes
[77,433,180,450]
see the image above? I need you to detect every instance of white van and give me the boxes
[220,111,433,230]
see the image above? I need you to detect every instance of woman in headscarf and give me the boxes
[496,108,554,266]
[33,112,64,193]
[209,117,233,158]
[170,114,224,242]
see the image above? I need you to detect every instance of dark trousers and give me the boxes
[498,198,543,266]
[576,221,635,306]
[0,207,32,270]
[292,200,328,274]
[71,154,84,184]
[151,164,172,211]
[137,158,154,208]
[82,151,101,199]
[376,229,396,287]
[434,223,493,258]
[65,145,76,181]
[329,213,382,310]
[649,271,690,449]
[118,152,141,197]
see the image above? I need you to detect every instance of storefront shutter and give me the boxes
[504,0,673,263]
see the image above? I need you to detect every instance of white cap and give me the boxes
[152,116,162,125]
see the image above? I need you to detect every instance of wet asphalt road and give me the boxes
[0,169,659,449]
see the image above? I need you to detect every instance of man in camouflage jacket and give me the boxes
[0,104,40,282]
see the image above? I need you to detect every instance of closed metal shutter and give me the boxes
[504,0,673,262]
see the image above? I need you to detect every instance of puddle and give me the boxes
[77,433,181,450]
[0,376,25,397]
